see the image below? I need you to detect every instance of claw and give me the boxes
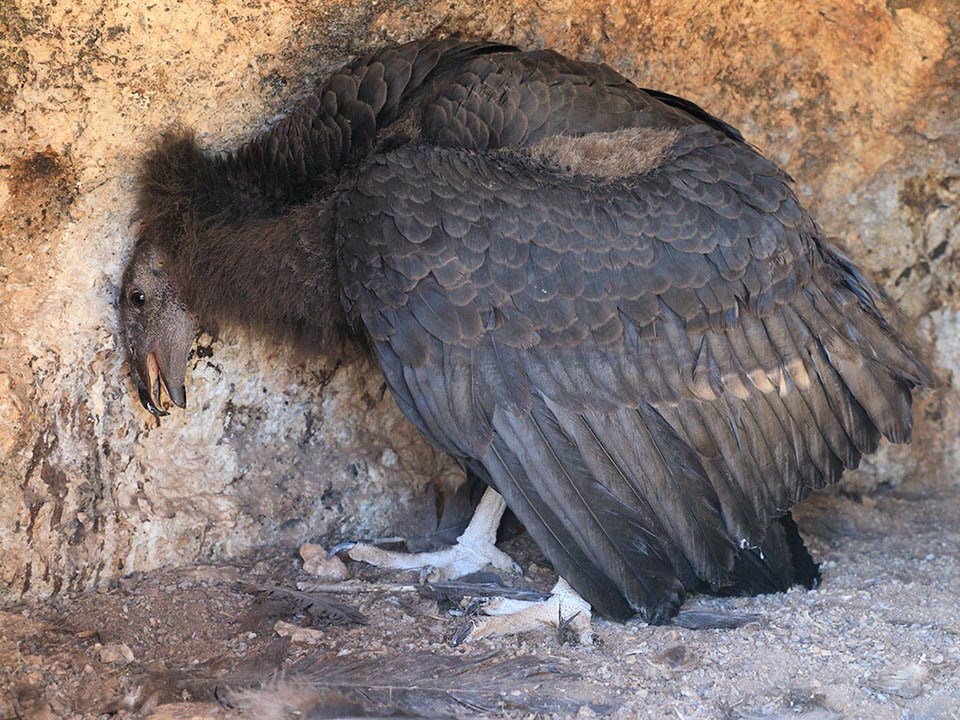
[463,597,489,615]
[418,566,439,584]
[451,618,481,647]
[327,541,356,560]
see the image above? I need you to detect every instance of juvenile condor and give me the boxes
[119,37,931,640]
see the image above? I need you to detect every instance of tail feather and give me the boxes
[825,349,915,443]
[491,396,688,622]
[715,512,820,596]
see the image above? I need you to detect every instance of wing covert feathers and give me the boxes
[335,41,931,621]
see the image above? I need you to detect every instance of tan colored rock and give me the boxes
[300,543,351,579]
[1,0,957,601]
[98,641,135,665]
[274,619,325,644]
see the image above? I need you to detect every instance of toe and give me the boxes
[558,610,593,645]
[327,541,356,559]
[451,618,482,646]
[422,565,453,583]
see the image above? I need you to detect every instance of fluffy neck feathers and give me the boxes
[136,132,350,355]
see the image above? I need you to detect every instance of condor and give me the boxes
[119,37,930,641]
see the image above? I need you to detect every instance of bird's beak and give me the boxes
[135,347,188,417]
[129,305,196,418]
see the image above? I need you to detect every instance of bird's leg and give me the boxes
[453,578,594,645]
[331,487,521,582]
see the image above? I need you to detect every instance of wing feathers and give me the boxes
[336,54,929,620]
[489,398,686,621]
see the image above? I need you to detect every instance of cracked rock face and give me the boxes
[1,0,958,600]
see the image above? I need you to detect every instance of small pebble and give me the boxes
[274,620,325,644]
[99,642,135,665]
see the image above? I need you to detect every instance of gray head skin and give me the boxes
[119,240,196,416]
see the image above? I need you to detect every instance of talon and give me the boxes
[557,610,592,645]
[463,597,488,615]
[328,541,356,560]
[451,618,481,647]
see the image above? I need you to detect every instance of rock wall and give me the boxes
[1,0,957,601]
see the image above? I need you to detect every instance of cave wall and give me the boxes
[1,0,958,601]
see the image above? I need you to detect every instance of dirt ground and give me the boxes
[1,484,958,720]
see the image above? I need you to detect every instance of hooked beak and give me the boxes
[119,239,198,420]
[135,349,187,417]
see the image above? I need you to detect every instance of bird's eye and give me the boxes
[129,290,146,307]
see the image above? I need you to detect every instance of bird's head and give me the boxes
[119,240,198,417]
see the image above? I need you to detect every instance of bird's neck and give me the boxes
[172,197,352,356]
[143,39,519,355]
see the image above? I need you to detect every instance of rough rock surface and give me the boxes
[1,0,958,603]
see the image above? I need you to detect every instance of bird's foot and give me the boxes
[330,487,520,582]
[330,536,520,583]
[453,578,594,646]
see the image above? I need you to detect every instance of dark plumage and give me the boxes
[119,37,931,622]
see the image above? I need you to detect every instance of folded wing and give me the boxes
[337,72,930,621]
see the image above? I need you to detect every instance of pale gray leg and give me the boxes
[335,487,520,581]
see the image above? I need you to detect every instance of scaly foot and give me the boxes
[330,488,520,582]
